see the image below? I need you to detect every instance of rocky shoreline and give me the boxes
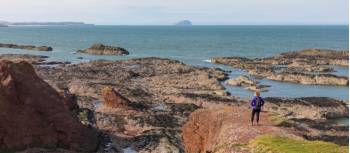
[0,52,348,153]
[0,43,53,51]
[212,49,349,86]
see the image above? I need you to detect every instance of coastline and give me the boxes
[0,54,347,152]
[0,25,348,153]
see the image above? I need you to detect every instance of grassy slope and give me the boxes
[249,135,348,153]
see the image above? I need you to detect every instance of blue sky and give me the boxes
[0,0,348,25]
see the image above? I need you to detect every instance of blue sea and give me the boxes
[0,25,348,101]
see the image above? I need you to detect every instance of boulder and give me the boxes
[36,46,53,51]
[78,43,129,55]
[101,86,131,108]
[225,75,257,86]
[0,60,98,152]
[226,75,270,92]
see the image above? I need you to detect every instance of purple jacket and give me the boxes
[251,96,264,110]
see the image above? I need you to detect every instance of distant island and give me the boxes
[0,21,94,26]
[174,20,192,26]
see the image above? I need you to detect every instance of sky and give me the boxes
[0,0,348,25]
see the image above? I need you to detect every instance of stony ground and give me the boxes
[0,53,348,153]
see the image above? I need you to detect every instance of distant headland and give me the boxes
[174,20,192,26]
[0,21,94,26]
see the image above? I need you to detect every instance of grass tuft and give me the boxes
[249,135,348,153]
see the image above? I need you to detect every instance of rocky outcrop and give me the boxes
[35,57,233,152]
[77,43,129,55]
[225,75,270,92]
[0,54,71,66]
[182,97,349,153]
[0,60,98,152]
[266,72,348,86]
[101,87,131,108]
[0,43,53,51]
[265,97,348,145]
[280,48,348,60]
[212,49,349,86]
[225,75,257,86]
[265,97,348,120]
[182,107,296,153]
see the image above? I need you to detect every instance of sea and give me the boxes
[0,25,348,101]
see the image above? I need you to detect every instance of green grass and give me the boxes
[249,135,348,153]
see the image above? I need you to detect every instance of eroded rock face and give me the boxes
[0,43,53,51]
[212,49,349,86]
[0,60,98,152]
[77,43,129,55]
[182,107,294,153]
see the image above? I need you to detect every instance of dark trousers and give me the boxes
[251,109,261,123]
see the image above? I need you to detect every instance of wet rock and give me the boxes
[77,43,129,55]
[0,43,53,51]
[0,60,98,152]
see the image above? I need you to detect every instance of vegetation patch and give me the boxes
[249,135,348,153]
[267,112,287,125]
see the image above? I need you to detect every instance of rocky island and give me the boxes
[77,43,129,55]
[174,20,192,26]
[0,52,347,153]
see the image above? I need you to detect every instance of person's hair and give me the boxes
[255,91,260,96]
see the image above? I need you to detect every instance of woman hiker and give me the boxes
[250,91,264,126]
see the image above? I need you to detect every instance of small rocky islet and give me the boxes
[77,43,129,55]
[0,48,348,153]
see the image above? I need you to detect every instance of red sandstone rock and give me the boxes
[182,107,295,153]
[101,87,130,108]
[0,60,98,152]
[60,91,79,110]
